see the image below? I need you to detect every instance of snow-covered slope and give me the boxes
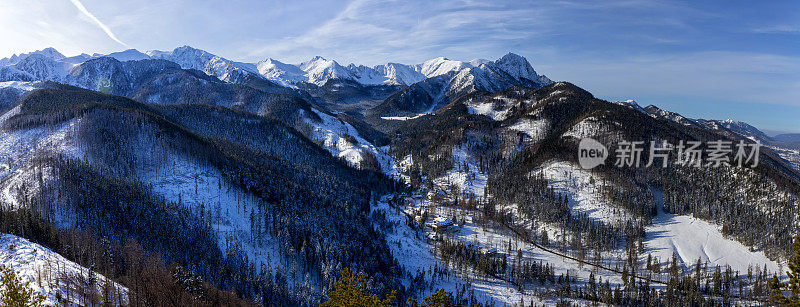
[535,161,635,226]
[0,233,128,306]
[0,66,36,82]
[645,190,781,275]
[256,58,307,86]
[145,155,285,272]
[304,108,393,171]
[375,62,426,85]
[0,106,83,213]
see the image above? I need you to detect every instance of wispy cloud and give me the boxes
[247,0,557,65]
[68,0,128,47]
[751,24,800,34]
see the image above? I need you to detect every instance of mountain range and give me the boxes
[0,46,798,305]
[0,46,551,88]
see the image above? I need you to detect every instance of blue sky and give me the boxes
[1,0,798,133]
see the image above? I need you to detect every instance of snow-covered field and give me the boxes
[644,190,782,276]
[0,233,128,306]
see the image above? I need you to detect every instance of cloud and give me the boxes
[68,0,128,47]
[751,24,800,34]
[246,0,557,65]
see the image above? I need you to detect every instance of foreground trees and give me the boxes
[770,235,800,306]
[320,268,396,307]
[321,269,464,307]
[0,265,46,307]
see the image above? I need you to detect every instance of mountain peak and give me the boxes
[37,47,65,60]
[494,52,530,67]
[417,57,471,77]
[104,49,150,61]
[499,52,525,61]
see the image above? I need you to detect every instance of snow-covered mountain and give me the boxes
[259,56,417,86]
[256,52,550,89]
[0,47,65,66]
[297,56,358,85]
[1,47,552,95]
[66,57,182,95]
[256,58,307,86]
[697,118,772,143]
[375,62,426,85]
[146,45,260,83]
[7,54,73,83]
[367,53,553,118]
[105,49,151,61]
[2,45,800,306]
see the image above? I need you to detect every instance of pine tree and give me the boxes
[421,288,454,307]
[320,268,396,307]
[769,235,800,306]
[0,265,46,307]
